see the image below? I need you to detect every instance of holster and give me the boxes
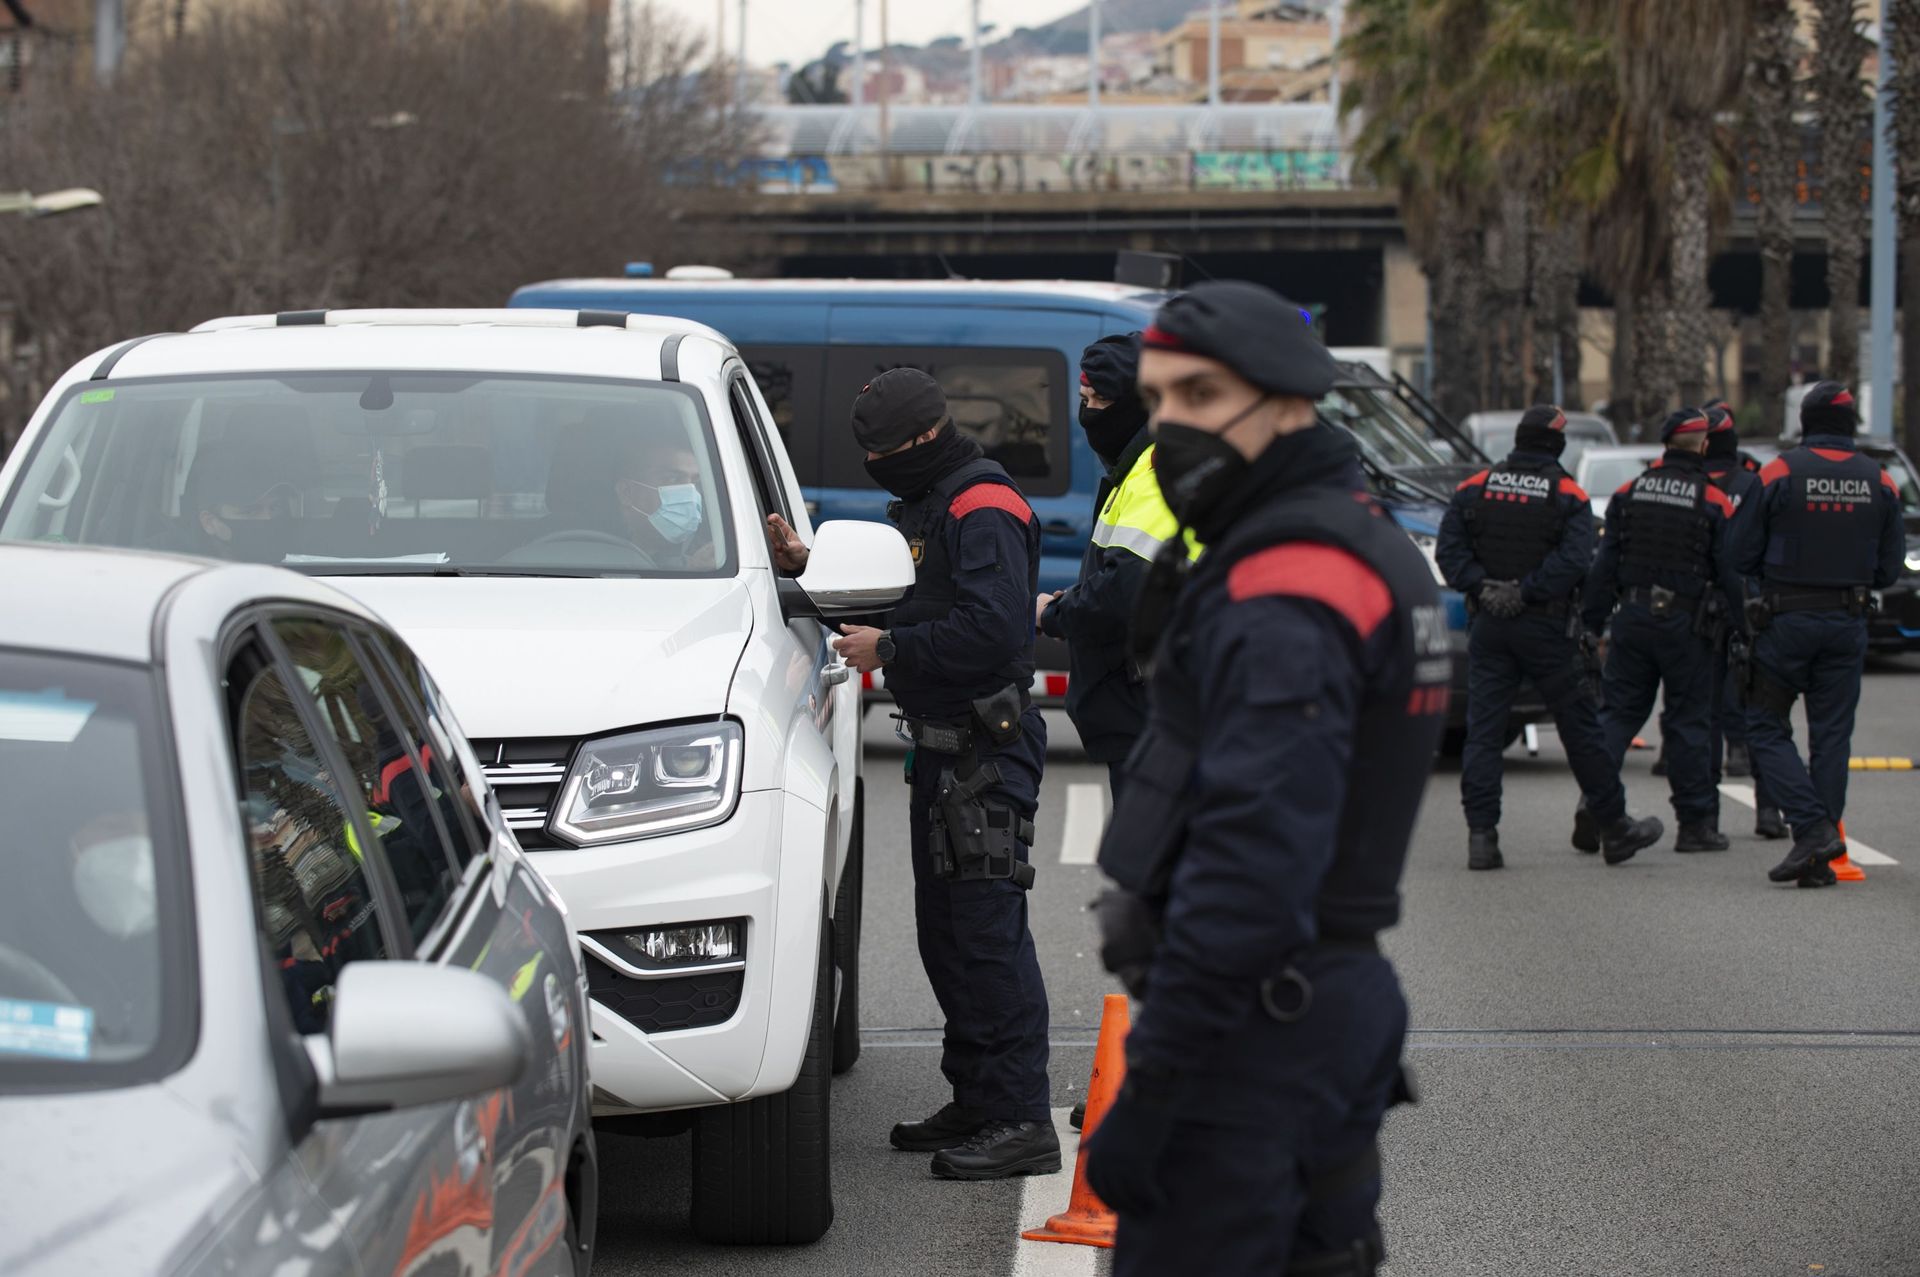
[1695,595,1725,644]
[1744,595,1774,633]
[1748,664,1799,718]
[1576,632,1605,706]
[1727,631,1755,708]
[970,684,1028,747]
[929,758,1036,889]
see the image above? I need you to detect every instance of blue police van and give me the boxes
[508,272,1483,731]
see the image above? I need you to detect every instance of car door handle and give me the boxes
[1041,519,1078,537]
[822,661,853,687]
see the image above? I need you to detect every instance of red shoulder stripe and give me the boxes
[1812,447,1856,463]
[1760,457,1792,486]
[1614,479,1634,497]
[1558,477,1589,501]
[949,484,1033,522]
[1226,544,1393,640]
[1456,469,1489,491]
[1704,485,1735,515]
[1883,470,1901,493]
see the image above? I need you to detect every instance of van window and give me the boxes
[0,373,734,579]
[820,347,1071,497]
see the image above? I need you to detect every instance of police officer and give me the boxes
[1437,405,1662,869]
[1036,332,1178,798]
[1581,408,1741,855]
[1735,381,1905,887]
[1702,403,1788,838]
[1086,281,1447,1276]
[767,368,1059,1179]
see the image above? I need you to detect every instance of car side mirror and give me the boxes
[779,519,915,621]
[305,962,531,1118]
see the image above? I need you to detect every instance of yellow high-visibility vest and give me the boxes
[1092,445,1204,563]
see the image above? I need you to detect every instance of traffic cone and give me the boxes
[1021,993,1128,1249]
[1832,819,1866,882]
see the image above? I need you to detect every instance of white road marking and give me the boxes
[1012,1107,1102,1277]
[1718,783,1899,864]
[1059,783,1108,866]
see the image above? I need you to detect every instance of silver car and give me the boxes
[0,545,595,1276]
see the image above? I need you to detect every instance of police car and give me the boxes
[0,310,918,1245]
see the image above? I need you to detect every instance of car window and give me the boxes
[820,346,1071,496]
[0,650,190,1089]
[1876,451,1920,517]
[728,376,793,524]
[739,346,826,487]
[233,645,390,1035]
[1319,385,1451,468]
[1581,454,1656,497]
[271,619,463,947]
[361,630,492,872]
[0,372,733,579]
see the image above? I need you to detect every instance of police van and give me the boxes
[508,271,1480,718]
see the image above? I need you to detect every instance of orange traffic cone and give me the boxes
[1021,993,1128,1249]
[1832,819,1866,881]
[1630,736,1650,750]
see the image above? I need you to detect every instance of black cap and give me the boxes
[1142,281,1337,399]
[1660,407,1711,443]
[1801,380,1859,435]
[1704,403,1739,458]
[851,367,948,453]
[1519,405,1568,434]
[1080,332,1142,404]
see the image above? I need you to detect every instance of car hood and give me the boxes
[333,577,756,739]
[0,1085,256,1276]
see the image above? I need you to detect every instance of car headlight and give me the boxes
[1408,532,1447,587]
[551,721,743,845]
[1905,550,1920,574]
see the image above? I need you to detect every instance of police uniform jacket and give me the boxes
[1435,446,1595,607]
[1582,449,1741,633]
[1733,434,1905,594]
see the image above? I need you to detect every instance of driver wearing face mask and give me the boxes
[180,448,303,563]
[614,433,714,570]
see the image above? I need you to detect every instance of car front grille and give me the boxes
[471,737,575,850]
[582,953,744,1034]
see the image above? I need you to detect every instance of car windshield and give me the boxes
[0,373,735,578]
[0,649,187,1089]
[1319,385,1451,468]
[1478,422,1611,474]
[1877,450,1920,517]
[1581,453,1655,497]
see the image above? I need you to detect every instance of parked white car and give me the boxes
[0,309,915,1245]
[1573,444,1664,520]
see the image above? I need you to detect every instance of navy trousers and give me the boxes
[1114,949,1408,1277]
[1460,613,1625,830]
[907,707,1051,1123]
[1745,612,1868,836]
[1602,607,1718,825]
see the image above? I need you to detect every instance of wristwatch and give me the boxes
[875,631,897,665]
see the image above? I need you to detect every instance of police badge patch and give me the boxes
[909,537,926,565]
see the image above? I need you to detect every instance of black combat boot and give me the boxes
[929,1120,1063,1180]
[1724,743,1752,778]
[1601,814,1664,865]
[1767,821,1843,883]
[1650,747,1669,777]
[1068,1101,1086,1130]
[1797,862,1839,889]
[1571,800,1600,854]
[891,1102,985,1152]
[1468,828,1503,871]
[1754,805,1788,840]
[1674,821,1731,852]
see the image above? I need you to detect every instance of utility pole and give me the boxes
[852,0,865,105]
[736,0,747,106]
[969,0,982,106]
[93,0,124,83]
[878,0,891,188]
[1872,12,1895,437]
[1207,0,1222,107]
[1089,0,1101,107]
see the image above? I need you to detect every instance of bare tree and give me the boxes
[1814,0,1870,389]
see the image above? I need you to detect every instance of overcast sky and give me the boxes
[646,0,1092,69]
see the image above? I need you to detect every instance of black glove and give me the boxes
[1478,579,1526,619]
[1083,1068,1182,1217]
[1092,889,1158,998]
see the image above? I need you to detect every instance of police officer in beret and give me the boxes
[766,368,1058,1179]
[1735,382,1905,887]
[1581,408,1743,858]
[1437,405,1663,869]
[1087,281,1449,1275]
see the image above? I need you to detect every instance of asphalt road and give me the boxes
[593,658,1920,1277]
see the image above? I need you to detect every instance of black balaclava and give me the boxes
[1512,404,1569,460]
[1704,403,1739,462]
[1800,381,1860,437]
[864,425,982,500]
[1079,333,1148,467]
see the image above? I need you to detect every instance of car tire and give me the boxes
[831,782,864,1076]
[690,910,835,1245]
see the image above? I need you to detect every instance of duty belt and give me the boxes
[1524,598,1572,619]
[1765,585,1872,615]
[893,685,1034,755]
[1620,585,1703,612]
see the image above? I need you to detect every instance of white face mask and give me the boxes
[72,836,158,940]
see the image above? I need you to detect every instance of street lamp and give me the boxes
[0,188,106,218]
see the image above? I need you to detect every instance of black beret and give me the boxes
[851,367,948,453]
[1801,380,1859,434]
[1518,405,1568,433]
[1080,332,1142,404]
[1660,407,1710,442]
[1142,281,1336,399]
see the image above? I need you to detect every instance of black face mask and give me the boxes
[1513,425,1567,460]
[864,427,976,499]
[1151,396,1268,527]
[1080,401,1147,467]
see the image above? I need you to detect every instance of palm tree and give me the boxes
[1814,0,1871,393]
[1748,0,1801,424]
[1891,0,1920,445]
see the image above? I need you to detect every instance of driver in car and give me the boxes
[541,416,714,569]
[176,447,302,563]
